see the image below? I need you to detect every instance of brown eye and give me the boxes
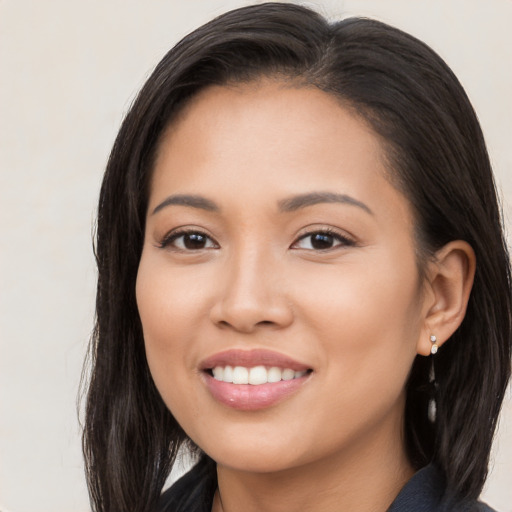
[293,230,355,251]
[182,233,209,249]
[310,233,335,250]
[161,230,218,250]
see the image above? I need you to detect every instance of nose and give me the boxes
[209,249,294,333]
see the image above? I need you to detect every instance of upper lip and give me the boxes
[199,349,311,372]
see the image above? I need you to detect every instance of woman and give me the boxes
[83,3,511,511]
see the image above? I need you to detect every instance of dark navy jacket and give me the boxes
[158,458,497,512]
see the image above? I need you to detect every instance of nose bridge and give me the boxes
[229,244,273,301]
[211,238,293,331]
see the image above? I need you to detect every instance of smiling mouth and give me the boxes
[205,365,313,385]
[200,349,313,409]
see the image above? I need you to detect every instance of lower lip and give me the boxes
[203,373,310,411]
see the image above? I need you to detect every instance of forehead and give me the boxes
[149,81,413,228]
[155,82,378,179]
[163,80,377,146]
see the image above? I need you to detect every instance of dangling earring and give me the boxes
[430,334,439,355]
[428,335,438,423]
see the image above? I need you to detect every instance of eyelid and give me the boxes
[290,226,357,250]
[157,227,219,250]
[155,225,356,252]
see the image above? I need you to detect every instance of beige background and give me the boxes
[1,1,510,511]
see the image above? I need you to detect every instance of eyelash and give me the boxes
[292,228,356,251]
[158,229,219,251]
[158,227,356,252]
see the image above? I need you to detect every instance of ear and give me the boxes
[417,240,476,356]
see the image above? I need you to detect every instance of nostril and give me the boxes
[209,284,294,332]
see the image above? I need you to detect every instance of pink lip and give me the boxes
[199,349,311,372]
[199,349,312,411]
[203,374,310,411]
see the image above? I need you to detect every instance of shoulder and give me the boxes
[449,501,497,512]
[465,502,498,512]
[157,456,216,512]
[388,465,500,512]
[441,491,498,512]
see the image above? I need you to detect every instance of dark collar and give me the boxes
[387,464,496,512]
[159,461,496,512]
[387,465,445,512]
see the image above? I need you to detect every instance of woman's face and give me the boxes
[136,81,429,473]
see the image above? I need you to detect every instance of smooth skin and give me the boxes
[136,80,475,512]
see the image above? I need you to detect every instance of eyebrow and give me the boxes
[152,194,220,215]
[151,191,373,216]
[278,192,373,215]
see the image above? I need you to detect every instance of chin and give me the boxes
[208,447,299,474]
[187,422,307,473]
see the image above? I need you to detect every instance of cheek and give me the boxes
[136,252,211,348]
[295,253,422,397]
[296,250,422,334]
[135,254,204,408]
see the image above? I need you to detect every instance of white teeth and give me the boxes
[232,366,249,384]
[248,366,267,385]
[282,368,295,381]
[212,367,224,381]
[211,365,309,385]
[222,365,234,383]
[267,366,282,383]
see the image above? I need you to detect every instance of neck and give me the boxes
[212,409,414,512]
